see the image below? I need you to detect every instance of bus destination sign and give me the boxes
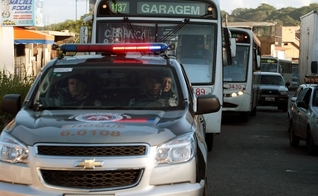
[98,0,214,17]
[137,2,206,16]
[261,59,278,63]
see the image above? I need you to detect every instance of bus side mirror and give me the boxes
[80,26,88,44]
[230,38,236,57]
[256,55,261,69]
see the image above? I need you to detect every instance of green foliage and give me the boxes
[40,13,93,43]
[0,71,35,129]
[225,3,318,27]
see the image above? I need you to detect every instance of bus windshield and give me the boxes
[224,45,249,82]
[260,57,280,72]
[260,63,280,72]
[96,21,216,84]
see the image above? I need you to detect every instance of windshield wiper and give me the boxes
[124,17,140,43]
[159,18,190,42]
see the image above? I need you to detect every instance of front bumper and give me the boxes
[0,145,205,196]
[0,180,205,196]
[258,95,289,106]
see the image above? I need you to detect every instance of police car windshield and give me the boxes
[35,65,181,110]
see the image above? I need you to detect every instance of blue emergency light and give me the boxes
[60,43,169,53]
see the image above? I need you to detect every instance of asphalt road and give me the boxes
[206,105,318,196]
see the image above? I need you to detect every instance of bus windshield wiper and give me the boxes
[159,18,190,42]
[124,17,140,43]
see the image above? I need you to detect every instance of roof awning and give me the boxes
[14,27,54,45]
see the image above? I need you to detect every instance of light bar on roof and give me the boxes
[305,75,318,83]
[60,43,169,53]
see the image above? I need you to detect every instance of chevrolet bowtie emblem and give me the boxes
[74,159,103,169]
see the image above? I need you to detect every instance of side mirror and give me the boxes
[290,97,297,103]
[256,55,261,69]
[1,94,21,114]
[285,81,291,87]
[196,94,220,115]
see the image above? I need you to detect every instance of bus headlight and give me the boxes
[155,133,195,164]
[0,132,28,164]
[231,90,244,97]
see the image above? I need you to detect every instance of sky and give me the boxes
[42,0,318,25]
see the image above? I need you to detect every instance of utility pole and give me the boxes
[75,0,77,20]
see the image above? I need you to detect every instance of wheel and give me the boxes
[306,131,317,155]
[205,133,214,152]
[239,112,249,122]
[282,103,288,112]
[278,103,288,112]
[288,122,299,147]
[250,106,257,116]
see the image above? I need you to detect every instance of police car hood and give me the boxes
[10,110,191,146]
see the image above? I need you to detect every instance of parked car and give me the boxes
[288,79,318,155]
[254,72,290,112]
[288,83,310,122]
[0,43,221,195]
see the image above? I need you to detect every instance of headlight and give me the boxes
[224,90,244,98]
[280,91,288,95]
[155,133,195,164]
[0,132,28,164]
[231,90,244,97]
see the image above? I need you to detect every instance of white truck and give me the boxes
[299,10,318,84]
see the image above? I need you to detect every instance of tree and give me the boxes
[224,3,318,27]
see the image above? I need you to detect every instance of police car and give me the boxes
[0,43,220,196]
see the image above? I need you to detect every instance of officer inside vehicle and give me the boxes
[129,70,163,106]
[161,71,178,106]
[58,73,102,108]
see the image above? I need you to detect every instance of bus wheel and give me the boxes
[239,112,249,122]
[250,106,257,116]
[205,133,214,152]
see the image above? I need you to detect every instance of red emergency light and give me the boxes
[60,43,169,54]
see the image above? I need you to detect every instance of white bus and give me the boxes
[223,27,261,122]
[260,56,293,86]
[81,0,235,151]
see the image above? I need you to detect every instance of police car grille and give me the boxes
[40,169,143,189]
[37,145,147,156]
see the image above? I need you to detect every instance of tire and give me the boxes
[289,122,299,147]
[250,106,257,116]
[205,133,214,152]
[282,103,288,112]
[239,112,249,122]
[306,131,317,155]
[278,103,288,112]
